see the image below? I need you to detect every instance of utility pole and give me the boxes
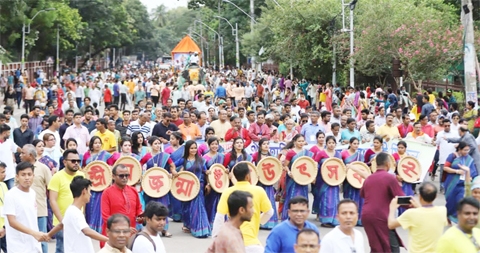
[341,0,357,88]
[56,25,59,76]
[462,0,478,103]
[250,0,255,69]
[235,23,240,68]
[200,27,205,67]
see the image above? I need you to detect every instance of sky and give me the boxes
[140,0,189,12]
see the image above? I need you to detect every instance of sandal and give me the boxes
[161,230,172,237]
[182,226,191,233]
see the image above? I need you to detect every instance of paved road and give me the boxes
[4,102,444,253]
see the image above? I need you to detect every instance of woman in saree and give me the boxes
[251,138,278,229]
[279,119,299,142]
[341,137,364,225]
[281,134,314,221]
[82,136,118,232]
[163,132,185,221]
[309,131,325,216]
[143,136,176,237]
[202,137,225,227]
[58,138,84,170]
[174,140,211,238]
[131,131,149,158]
[392,141,413,215]
[364,135,384,166]
[443,141,478,223]
[314,136,342,227]
[198,127,224,156]
[118,137,140,160]
[33,139,58,174]
[42,133,62,171]
[223,137,252,171]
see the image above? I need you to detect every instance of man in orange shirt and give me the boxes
[255,81,264,103]
[178,111,201,141]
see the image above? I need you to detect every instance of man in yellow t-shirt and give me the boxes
[212,163,273,252]
[436,197,480,253]
[376,113,401,141]
[388,182,447,253]
[48,149,84,253]
[94,118,117,153]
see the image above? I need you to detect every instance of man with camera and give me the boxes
[388,182,447,252]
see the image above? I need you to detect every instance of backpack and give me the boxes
[127,231,156,251]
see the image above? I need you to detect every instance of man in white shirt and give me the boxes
[38,115,61,150]
[436,119,458,192]
[131,201,168,253]
[4,162,49,253]
[0,124,19,189]
[320,199,365,253]
[62,113,90,155]
[49,176,108,253]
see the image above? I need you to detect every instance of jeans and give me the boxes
[4,178,14,190]
[389,230,400,253]
[439,164,445,190]
[0,233,6,253]
[38,217,48,253]
[55,230,64,253]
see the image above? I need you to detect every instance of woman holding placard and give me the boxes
[223,137,252,171]
[314,136,342,227]
[164,132,185,221]
[341,137,364,225]
[443,141,478,223]
[281,134,314,221]
[175,140,211,238]
[252,138,279,229]
[82,136,118,233]
[392,141,413,215]
[203,137,225,227]
[143,136,176,237]
[309,131,326,217]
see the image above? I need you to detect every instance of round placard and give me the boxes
[171,171,201,201]
[320,157,346,186]
[256,157,282,186]
[207,163,229,193]
[371,153,396,172]
[346,161,371,189]
[397,156,422,183]
[291,156,318,186]
[142,167,172,198]
[114,156,142,186]
[84,161,112,192]
[231,161,259,185]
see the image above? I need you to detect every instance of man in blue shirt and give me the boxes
[265,196,320,253]
[301,111,324,144]
[113,81,120,105]
[215,81,227,99]
[340,118,361,144]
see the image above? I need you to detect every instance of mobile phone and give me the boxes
[397,196,412,205]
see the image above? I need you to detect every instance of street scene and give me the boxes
[0,0,479,252]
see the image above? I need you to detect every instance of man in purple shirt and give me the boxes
[113,81,120,105]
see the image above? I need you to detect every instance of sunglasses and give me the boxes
[116,174,130,179]
[66,159,81,164]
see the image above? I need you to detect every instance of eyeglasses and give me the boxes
[66,159,81,164]
[110,229,131,235]
[116,174,130,179]
[290,209,308,214]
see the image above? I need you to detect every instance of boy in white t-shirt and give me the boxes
[131,202,167,253]
[48,176,108,253]
[4,162,49,253]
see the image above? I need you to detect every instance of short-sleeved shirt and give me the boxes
[376,124,400,140]
[32,161,52,217]
[0,182,7,228]
[217,181,272,246]
[94,130,117,151]
[47,170,84,225]
[436,226,480,253]
[207,222,246,253]
[63,205,95,253]
[397,206,448,252]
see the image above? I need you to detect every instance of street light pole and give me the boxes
[349,4,355,88]
[56,25,59,75]
[194,20,224,69]
[214,16,240,68]
[21,8,55,70]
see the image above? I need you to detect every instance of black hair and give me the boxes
[89,136,102,152]
[20,114,29,120]
[65,109,74,115]
[288,196,308,209]
[397,140,407,149]
[375,152,390,167]
[228,190,253,217]
[346,118,356,125]
[170,132,184,145]
[65,138,78,149]
[256,138,271,163]
[15,161,34,175]
[144,201,169,219]
[315,131,325,139]
[70,176,92,198]
[325,135,337,146]
[0,162,6,168]
[373,135,383,144]
[321,110,331,118]
[456,141,469,152]
[337,198,359,211]
[296,228,320,243]
[73,112,82,118]
[457,197,480,213]
[63,149,79,160]
[131,131,145,155]
[233,162,250,181]
[419,182,437,203]
[284,134,304,150]
[183,140,203,174]
[207,137,219,148]
[204,127,215,141]
[48,115,58,127]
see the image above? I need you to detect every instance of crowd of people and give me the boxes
[0,65,479,253]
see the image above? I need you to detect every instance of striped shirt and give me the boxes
[126,121,152,138]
